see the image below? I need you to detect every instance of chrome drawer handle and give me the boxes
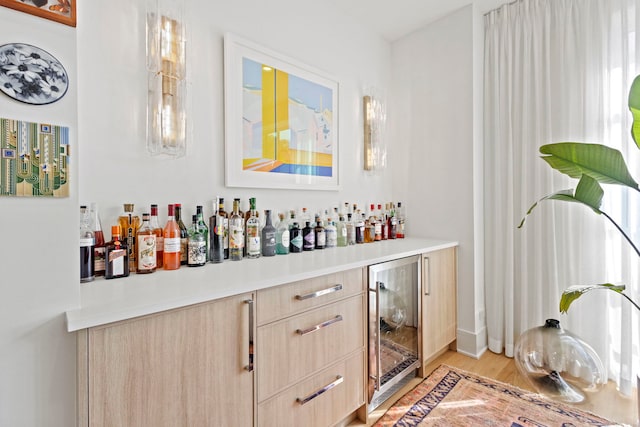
[295,284,343,301]
[296,315,343,336]
[244,299,254,372]
[296,376,344,405]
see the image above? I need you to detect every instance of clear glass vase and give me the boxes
[514,319,607,403]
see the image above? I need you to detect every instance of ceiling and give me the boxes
[327,0,507,41]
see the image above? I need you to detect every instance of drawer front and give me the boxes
[258,350,364,427]
[257,295,365,401]
[257,268,363,326]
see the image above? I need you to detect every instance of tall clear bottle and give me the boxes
[196,205,209,261]
[188,214,207,267]
[80,205,95,283]
[346,213,356,245]
[90,202,105,277]
[276,213,290,255]
[245,199,261,259]
[174,203,188,265]
[336,215,347,247]
[118,203,140,272]
[137,213,157,274]
[209,197,225,263]
[325,220,337,248]
[388,203,398,239]
[244,197,258,257]
[163,204,181,270]
[229,199,244,261]
[105,225,129,279]
[217,197,229,259]
[397,202,406,238]
[261,210,276,257]
[150,204,164,268]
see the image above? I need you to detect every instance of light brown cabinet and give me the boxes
[421,247,457,364]
[77,293,255,427]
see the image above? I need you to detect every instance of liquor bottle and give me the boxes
[245,199,261,259]
[346,213,356,246]
[90,202,105,277]
[397,202,406,238]
[150,204,164,268]
[136,213,157,274]
[174,204,188,265]
[325,220,337,248]
[118,203,140,272]
[163,204,181,270]
[105,225,129,279]
[302,221,315,251]
[276,213,290,255]
[378,204,386,240]
[188,214,207,267]
[196,205,209,261]
[80,205,95,283]
[229,198,244,261]
[355,212,365,244]
[209,197,225,263]
[364,206,376,243]
[261,210,276,257]
[243,197,258,257]
[217,197,229,259]
[314,217,326,250]
[388,203,398,239]
[290,222,303,253]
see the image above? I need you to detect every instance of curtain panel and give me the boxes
[484,0,640,393]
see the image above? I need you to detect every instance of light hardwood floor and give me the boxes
[357,349,637,426]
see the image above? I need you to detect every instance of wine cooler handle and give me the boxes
[424,256,431,296]
[296,315,343,335]
[296,376,344,405]
[244,299,254,372]
[295,284,343,300]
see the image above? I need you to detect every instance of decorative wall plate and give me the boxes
[0,43,69,105]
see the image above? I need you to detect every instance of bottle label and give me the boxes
[304,231,315,249]
[326,230,337,247]
[156,236,164,251]
[341,227,347,237]
[263,231,276,247]
[137,234,157,270]
[247,235,260,255]
[291,233,303,250]
[80,237,94,247]
[281,230,290,247]
[164,237,181,253]
[188,240,207,265]
[230,226,244,249]
[94,246,106,272]
[374,223,382,235]
[316,231,326,246]
[109,248,126,276]
[223,218,229,249]
[180,238,188,262]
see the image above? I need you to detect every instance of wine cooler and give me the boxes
[368,255,421,412]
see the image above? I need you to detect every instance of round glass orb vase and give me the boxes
[514,319,606,403]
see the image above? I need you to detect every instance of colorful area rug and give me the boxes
[374,365,620,426]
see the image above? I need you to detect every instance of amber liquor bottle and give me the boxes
[163,204,181,270]
[150,204,164,268]
[90,202,105,277]
[105,225,130,279]
[118,203,141,272]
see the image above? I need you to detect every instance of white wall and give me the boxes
[391,5,486,357]
[0,8,78,427]
[77,0,394,228]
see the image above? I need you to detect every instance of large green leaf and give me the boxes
[560,284,626,314]
[628,74,640,149]
[540,143,639,190]
[518,176,603,228]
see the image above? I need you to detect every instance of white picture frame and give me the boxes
[224,33,339,191]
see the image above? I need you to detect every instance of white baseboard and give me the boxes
[454,326,487,359]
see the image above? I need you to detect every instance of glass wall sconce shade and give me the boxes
[146,0,186,157]
[363,93,387,172]
[514,319,607,403]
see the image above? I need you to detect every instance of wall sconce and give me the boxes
[146,0,187,157]
[363,93,387,171]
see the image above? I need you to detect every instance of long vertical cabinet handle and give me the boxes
[424,256,431,296]
[374,281,382,392]
[244,299,254,372]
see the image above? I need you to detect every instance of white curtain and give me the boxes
[484,0,640,394]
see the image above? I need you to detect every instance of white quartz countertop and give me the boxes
[65,237,457,332]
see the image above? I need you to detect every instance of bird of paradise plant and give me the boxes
[519,74,640,314]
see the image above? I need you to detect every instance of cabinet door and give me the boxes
[85,293,254,427]
[422,247,457,363]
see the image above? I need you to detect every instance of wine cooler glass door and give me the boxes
[368,255,421,409]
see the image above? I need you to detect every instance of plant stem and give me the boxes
[602,211,640,258]
[621,291,640,312]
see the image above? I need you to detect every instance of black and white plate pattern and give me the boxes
[0,43,69,105]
